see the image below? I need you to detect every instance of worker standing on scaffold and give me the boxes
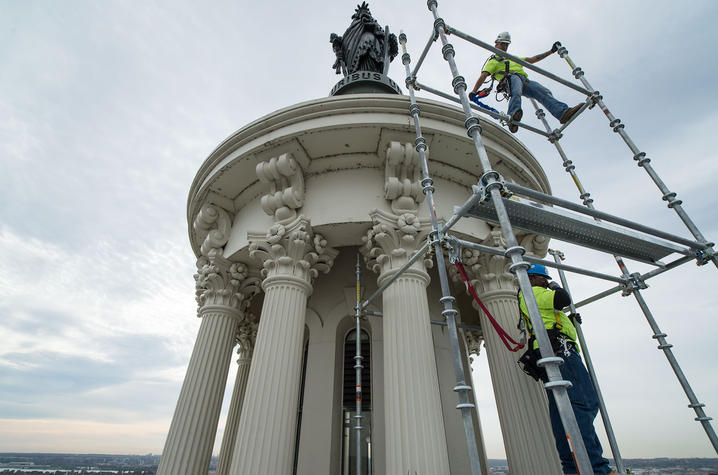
[517,264,616,475]
[469,32,582,133]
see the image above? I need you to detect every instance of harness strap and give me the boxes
[454,261,524,352]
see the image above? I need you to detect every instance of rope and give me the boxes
[454,261,524,352]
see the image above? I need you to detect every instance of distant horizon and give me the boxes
[2,452,718,461]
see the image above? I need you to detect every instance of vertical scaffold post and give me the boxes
[549,249,626,474]
[354,253,363,475]
[554,44,718,269]
[426,2,594,474]
[531,98,718,454]
[399,30,483,475]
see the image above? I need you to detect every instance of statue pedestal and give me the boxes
[330,72,402,96]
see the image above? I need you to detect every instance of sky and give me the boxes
[1,0,717,461]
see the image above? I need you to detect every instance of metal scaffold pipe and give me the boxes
[354,253,363,475]
[411,29,438,80]
[414,80,552,137]
[530,67,718,453]
[554,44,718,269]
[453,237,625,284]
[399,27,483,475]
[427,1,594,473]
[550,249,626,474]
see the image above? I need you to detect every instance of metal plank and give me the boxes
[460,198,689,265]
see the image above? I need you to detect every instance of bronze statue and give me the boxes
[330,2,398,76]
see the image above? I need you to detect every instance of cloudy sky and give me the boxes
[1,0,717,461]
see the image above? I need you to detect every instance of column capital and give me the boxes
[194,256,261,317]
[361,209,433,283]
[462,329,484,363]
[450,227,550,295]
[248,216,338,292]
[236,313,258,361]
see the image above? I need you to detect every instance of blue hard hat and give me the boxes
[527,264,551,279]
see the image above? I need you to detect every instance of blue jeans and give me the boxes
[508,74,569,121]
[542,348,612,474]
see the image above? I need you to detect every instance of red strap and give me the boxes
[454,261,524,352]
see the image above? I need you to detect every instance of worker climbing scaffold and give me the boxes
[469,31,582,133]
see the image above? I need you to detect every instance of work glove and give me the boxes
[569,313,582,325]
[547,281,561,291]
[551,41,561,53]
[469,91,477,102]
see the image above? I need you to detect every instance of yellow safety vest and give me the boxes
[482,55,529,81]
[518,286,578,351]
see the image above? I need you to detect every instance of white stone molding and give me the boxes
[157,258,259,475]
[256,153,305,223]
[383,141,425,214]
[215,313,259,475]
[193,203,233,258]
[229,217,336,475]
[361,209,450,475]
[453,246,562,475]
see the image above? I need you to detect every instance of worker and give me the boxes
[518,264,615,475]
[470,31,582,133]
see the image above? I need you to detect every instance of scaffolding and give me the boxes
[349,2,717,475]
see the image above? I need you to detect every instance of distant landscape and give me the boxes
[0,453,716,474]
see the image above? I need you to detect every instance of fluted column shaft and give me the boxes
[216,354,252,475]
[476,288,561,475]
[229,277,311,474]
[381,267,451,474]
[157,307,240,475]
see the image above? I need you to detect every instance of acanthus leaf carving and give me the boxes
[236,312,259,361]
[248,216,338,284]
[384,141,425,214]
[256,153,305,224]
[194,258,261,316]
[462,329,484,362]
[361,209,433,276]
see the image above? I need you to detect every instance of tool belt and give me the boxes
[517,327,575,381]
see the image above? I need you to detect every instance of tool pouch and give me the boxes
[517,347,542,381]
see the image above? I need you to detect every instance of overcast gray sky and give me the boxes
[1,0,717,460]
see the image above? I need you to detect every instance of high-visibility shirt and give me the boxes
[483,55,528,80]
[518,286,577,351]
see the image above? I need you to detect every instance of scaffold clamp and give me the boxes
[696,247,715,266]
[445,235,463,264]
[621,272,648,296]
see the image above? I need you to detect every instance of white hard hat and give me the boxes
[495,31,511,44]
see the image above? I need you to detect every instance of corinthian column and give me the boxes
[158,205,259,475]
[229,217,336,475]
[456,229,561,475]
[158,258,258,474]
[362,210,451,475]
[216,314,258,475]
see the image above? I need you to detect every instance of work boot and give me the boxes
[509,108,523,133]
[560,103,582,124]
